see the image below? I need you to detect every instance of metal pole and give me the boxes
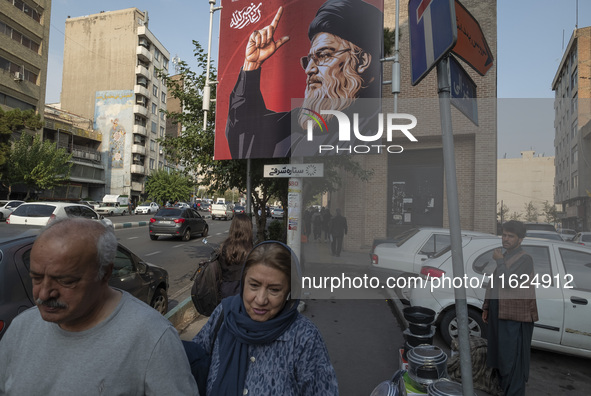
[203,0,221,130]
[287,157,303,264]
[246,159,252,216]
[436,56,474,396]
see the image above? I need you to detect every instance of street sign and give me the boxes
[451,0,493,76]
[408,0,457,86]
[263,163,324,178]
[449,56,478,125]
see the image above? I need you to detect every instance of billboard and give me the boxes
[214,0,384,160]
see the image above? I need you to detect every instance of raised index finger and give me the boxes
[270,6,283,31]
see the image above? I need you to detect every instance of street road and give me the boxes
[110,214,231,309]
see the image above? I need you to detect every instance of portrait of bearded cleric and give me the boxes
[217,0,383,159]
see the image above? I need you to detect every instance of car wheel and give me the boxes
[202,225,209,237]
[0,213,3,221]
[150,234,158,240]
[150,287,168,314]
[181,228,191,241]
[440,307,487,347]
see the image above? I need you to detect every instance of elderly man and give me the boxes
[0,218,198,395]
[482,220,538,396]
[225,0,382,158]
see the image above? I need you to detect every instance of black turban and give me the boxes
[308,0,383,59]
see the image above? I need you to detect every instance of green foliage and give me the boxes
[0,107,43,168]
[268,220,286,243]
[145,169,194,204]
[7,133,72,200]
[542,200,559,224]
[524,201,539,222]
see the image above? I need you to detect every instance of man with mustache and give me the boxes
[482,220,539,396]
[225,0,382,159]
[0,218,198,395]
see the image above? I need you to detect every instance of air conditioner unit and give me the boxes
[159,149,163,155]
[14,72,24,81]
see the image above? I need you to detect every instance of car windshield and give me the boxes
[12,204,55,217]
[527,232,562,241]
[140,202,152,206]
[156,208,181,217]
[395,228,421,247]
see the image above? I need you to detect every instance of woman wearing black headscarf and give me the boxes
[191,241,338,395]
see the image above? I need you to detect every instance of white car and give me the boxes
[408,235,591,359]
[135,201,160,214]
[6,202,113,228]
[0,200,25,221]
[370,227,491,277]
[572,232,591,247]
[96,202,128,216]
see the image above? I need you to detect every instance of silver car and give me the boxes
[0,200,25,221]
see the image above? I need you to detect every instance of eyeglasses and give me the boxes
[300,48,351,70]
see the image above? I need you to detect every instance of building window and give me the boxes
[154,48,161,61]
[0,21,41,53]
[160,112,165,121]
[150,139,156,152]
[139,37,150,49]
[0,56,38,84]
[161,92,166,103]
[571,145,578,165]
[153,85,158,97]
[149,158,155,170]
[162,57,169,69]
[151,103,157,114]
[571,119,578,140]
[151,121,157,134]
[571,172,578,190]
[160,126,165,137]
[8,0,41,23]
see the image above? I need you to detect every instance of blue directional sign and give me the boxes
[408,0,457,86]
[449,55,478,125]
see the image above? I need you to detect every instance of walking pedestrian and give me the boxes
[330,208,347,256]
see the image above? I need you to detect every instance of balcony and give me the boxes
[133,124,147,136]
[131,164,146,175]
[131,181,144,192]
[132,144,146,155]
[136,46,152,63]
[136,64,150,78]
[134,85,150,98]
[133,104,148,118]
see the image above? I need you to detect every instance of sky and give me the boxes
[45,0,591,159]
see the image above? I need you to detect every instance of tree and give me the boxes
[524,201,539,222]
[158,41,374,242]
[509,211,522,221]
[0,108,43,189]
[496,201,509,222]
[7,133,72,200]
[145,169,194,205]
[542,200,559,224]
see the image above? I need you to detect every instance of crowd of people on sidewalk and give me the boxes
[303,206,348,256]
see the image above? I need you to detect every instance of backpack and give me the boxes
[190,250,222,316]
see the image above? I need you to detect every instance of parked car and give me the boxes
[0,225,169,341]
[0,200,25,221]
[7,202,113,228]
[233,205,246,214]
[369,227,491,277]
[135,201,160,214]
[525,230,564,241]
[174,202,191,209]
[199,203,211,212]
[79,200,100,211]
[408,235,591,358]
[149,208,208,241]
[572,232,591,247]
[211,203,234,221]
[96,201,128,216]
[558,228,577,241]
[271,207,284,219]
[523,222,557,232]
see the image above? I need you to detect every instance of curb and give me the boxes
[113,221,150,229]
[165,296,200,331]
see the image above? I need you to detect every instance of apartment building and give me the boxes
[41,105,105,201]
[552,26,591,231]
[0,0,50,113]
[60,8,170,204]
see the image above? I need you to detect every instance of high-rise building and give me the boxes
[60,8,170,204]
[0,0,50,114]
[552,26,591,231]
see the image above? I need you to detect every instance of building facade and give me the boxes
[497,151,556,222]
[42,105,106,201]
[552,26,591,232]
[0,0,50,113]
[60,8,170,204]
[334,0,497,251]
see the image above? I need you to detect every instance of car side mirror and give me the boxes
[137,261,147,274]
